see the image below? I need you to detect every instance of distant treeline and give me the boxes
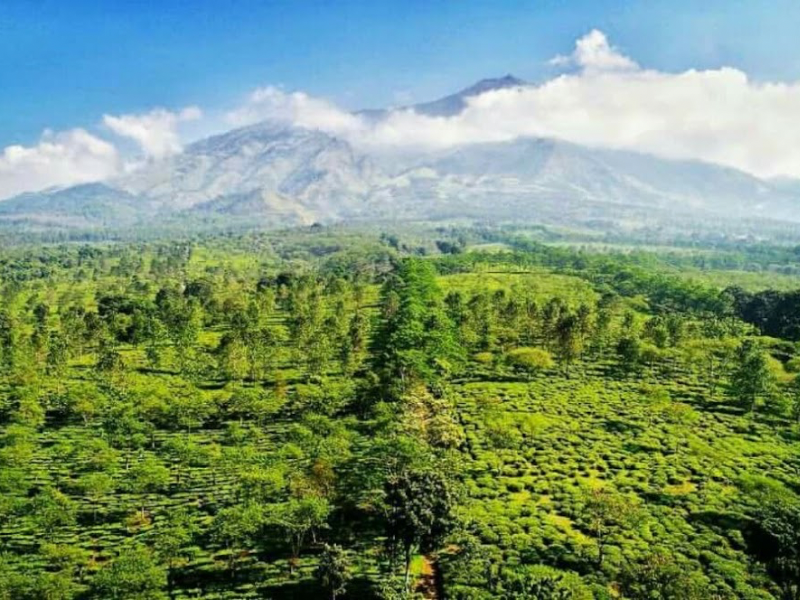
[432,236,800,344]
[727,287,800,341]
[434,239,729,316]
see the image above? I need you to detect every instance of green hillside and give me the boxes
[1,227,800,599]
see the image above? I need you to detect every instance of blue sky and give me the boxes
[3,0,800,199]
[2,0,800,146]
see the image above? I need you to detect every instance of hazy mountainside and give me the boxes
[189,189,318,227]
[770,177,800,197]
[115,122,375,217]
[0,183,153,229]
[396,138,797,221]
[2,76,800,232]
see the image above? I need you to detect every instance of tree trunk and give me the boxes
[404,544,412,591]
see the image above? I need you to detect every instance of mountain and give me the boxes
[187,189,318,227]
[0,183,152,229]
[770,177,800,197]
[115,121,375,219]
[1,76,799,234]
[401,74,525,117]
[358,74,525,119]
[396,138,795,221]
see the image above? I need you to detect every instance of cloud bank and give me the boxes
[226,88,360,135]
[228,29,800,179]
[0,129,120,199]
[0,106,201,199]
[103,106,202,160]
[549,29,638,72]
[4,29,800,199]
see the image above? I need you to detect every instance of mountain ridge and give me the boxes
[2,76,799,233]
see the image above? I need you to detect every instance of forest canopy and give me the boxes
[0,225,799,599]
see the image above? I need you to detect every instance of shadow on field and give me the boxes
[602,418,643,434]
[778,427,800,443]
[622,441,659,454]
[688,509,749,532]
[453,374,525,385]
[693,402,743,416]
[260,577,379,599]
[135,366,179,376]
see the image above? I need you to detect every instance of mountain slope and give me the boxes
[358,74,525,120]
[187,189,317,226]
[398,138,795,220]
[115,122,375,218]
[405,74,525,117]
[0,76,798,233]
[0,183,151,228]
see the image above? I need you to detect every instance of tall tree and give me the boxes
[729,340,774,412]
[210,503,263,574]
[384,468,456,589]
[151,507,198,595]
[315,544,352,600]
[583,487,640,567]
[91,545,167,600]
[266,495,331,576]
[373,259,462,396]
[555,313,582,375]
[754,497,800,600]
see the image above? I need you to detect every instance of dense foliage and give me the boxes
[1,227,800,598]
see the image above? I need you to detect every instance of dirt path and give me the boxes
[416,555,440,600]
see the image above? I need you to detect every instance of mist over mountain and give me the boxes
[358,74,525,120]
[2,75,799,234]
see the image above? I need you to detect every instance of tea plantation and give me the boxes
[1,228,800,599]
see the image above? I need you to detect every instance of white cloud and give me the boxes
[227,30,800,179]
[5,28,800,200]
[103,106,202,159]
[549,29,638,72]
[225,87,362,136]
[0,129,120,199]
[0,106,202,199]
[447,50,800,178]
[0,106,204,199]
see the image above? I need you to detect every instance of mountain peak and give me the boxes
[460,74,525,96]
[356,74,526,120]
[407,74,526,118]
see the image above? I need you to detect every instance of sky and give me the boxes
[2,0,800,198]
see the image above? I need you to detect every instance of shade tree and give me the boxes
[383,468,456,588]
